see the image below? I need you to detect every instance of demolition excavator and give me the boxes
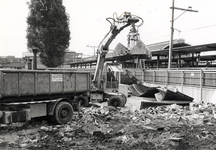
[89,12,151,107]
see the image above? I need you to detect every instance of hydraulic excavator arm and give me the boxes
[92,12,142,90]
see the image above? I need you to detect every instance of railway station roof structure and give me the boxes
[68,38,216,68]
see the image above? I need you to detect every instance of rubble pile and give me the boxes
[1,102,216,149]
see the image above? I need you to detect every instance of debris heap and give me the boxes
[1,102,216,150]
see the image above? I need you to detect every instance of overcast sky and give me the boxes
[0,0,216,57]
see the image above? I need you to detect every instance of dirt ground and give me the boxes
[1,96,216,150]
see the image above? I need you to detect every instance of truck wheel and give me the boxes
[108,96,125,107]
[74,96,89,107]
[119,93,127,104]
[54,101,73,125]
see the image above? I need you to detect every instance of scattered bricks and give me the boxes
[184,106,190,111]
[41,135,48,140]
[203,118,209,124]
[206,122,214,126]
[19,143,28,148]
[93,131,105,139]
[142,125,157,131]
[42,120,48,125]
[72,112,80,120]
[57,132,64,138]
[0,139,4,144]
[170,137,182,146]
[178,116,189,126]
[61,137,72,142]
[40,126,49,131]
[157,126,165,131]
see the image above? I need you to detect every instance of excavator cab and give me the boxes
[95,62,127,107]
[103,63,122,92]
[90,62,127,107]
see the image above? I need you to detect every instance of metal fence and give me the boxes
[142,69,216,88]
[123,68,216,88]
[121,68,216,102]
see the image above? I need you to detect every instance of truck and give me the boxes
[0,69,90,124]
[0,12,147,124]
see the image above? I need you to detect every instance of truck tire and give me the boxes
[108,96,125,107]
[119,93,127,104]
[74,96,89,107]
[54,101,73,125]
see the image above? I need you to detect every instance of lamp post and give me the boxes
[28,58,32,70]
[32,49,38,70]
[168,0,198,69]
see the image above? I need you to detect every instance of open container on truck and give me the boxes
[0,69,90,124]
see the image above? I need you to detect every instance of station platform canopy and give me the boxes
[68,38,216,66]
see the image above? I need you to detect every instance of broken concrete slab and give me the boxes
[155,87,194,102]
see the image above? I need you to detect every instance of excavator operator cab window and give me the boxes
[107,68,115,81]
[105,67,119,89]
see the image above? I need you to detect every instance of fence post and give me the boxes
[200,70,203,102]
[166,69,168,87]
[181,71,184,92]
